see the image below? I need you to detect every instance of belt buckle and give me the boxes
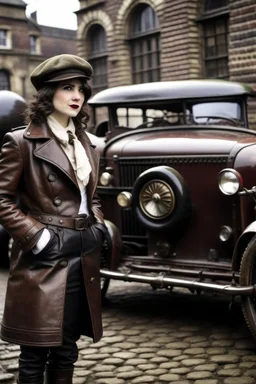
[75,217,86,230]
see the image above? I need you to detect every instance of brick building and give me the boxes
[0,0,76,99]
[76,0,256,127]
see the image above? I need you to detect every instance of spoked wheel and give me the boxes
[240,235,256,339]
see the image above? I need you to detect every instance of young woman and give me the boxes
[0,54,106,384]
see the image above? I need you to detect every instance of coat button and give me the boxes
[59,260,68,268]
[25,236,30,241]
[90,277,95,284]
[48,173,57,182]
[53,197,62,206]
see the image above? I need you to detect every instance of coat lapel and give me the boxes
[25,122,78,187]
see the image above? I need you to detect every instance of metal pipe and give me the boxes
[130,263,240,281]
[100,269,255,296]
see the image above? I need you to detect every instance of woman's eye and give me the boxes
[61,85,72,91]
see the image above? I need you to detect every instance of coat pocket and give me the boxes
[35,229,58,258]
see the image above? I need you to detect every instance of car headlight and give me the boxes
[100,172,113,186]
[117,191,132,207]
[218,169,243,195]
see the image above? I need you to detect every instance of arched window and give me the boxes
[87,24,108,93]
[128,4,160,84]
[0,70,10,90]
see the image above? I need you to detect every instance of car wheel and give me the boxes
[132,165,191,232]
[240,235,256,339]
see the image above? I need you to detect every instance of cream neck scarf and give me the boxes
[47,115,92,186]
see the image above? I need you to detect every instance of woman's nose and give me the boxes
[72,90,80,100]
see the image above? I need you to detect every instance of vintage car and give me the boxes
[0,90,27,265]
[88,79,256,340]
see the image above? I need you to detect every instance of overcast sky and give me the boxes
[23,0,80,30]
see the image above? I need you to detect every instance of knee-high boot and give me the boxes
[44,369,74,384]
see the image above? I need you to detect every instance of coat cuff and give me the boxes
[16,222,46,253]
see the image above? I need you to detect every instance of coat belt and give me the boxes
[29,212,95,230]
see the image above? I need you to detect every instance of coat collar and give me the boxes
[24,121,99,196]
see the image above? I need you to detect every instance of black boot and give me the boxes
[44,369,74,384]
[17,374,44,384]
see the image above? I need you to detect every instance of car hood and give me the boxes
[105,128,256,157]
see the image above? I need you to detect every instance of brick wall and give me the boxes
[229,0,256,129]
[77,0,256,128]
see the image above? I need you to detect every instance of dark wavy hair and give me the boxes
[24,80,92,132]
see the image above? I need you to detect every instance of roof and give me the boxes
[39,25,76,39]
[0,0,26,7]
[89,80,254,106]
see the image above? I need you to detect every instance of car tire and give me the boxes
[132,165,191,232]
[240,235,256,340]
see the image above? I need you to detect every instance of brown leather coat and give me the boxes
[0,121,104,346]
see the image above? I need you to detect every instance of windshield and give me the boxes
[93,99,246,138]
[191,102,242,125]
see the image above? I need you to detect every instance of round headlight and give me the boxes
[218,169,242,195]
[117,191,132,208]
[219,226,233,242]
[100,172,113,186]
[140,180,175,219]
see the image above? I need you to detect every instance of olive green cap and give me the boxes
[30,54,93,90]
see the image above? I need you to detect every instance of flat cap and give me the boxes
[30,54,93,90]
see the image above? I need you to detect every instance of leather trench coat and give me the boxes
[0,121,104,346]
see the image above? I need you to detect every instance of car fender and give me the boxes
[232,221,256,271]
[103,220,122,270]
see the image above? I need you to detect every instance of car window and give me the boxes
[192,102,242,125]
[116,107,181,129]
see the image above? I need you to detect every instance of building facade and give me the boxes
[76,0,256,128]
[0,0,76,99]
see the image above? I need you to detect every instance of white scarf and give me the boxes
[47,115,92,186]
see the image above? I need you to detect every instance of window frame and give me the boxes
[0,70,10,90]
[0,28,11,49]
[197,1,229,79]
[29,35,40,54]
[127,4,161,84]
[87,24,108,94]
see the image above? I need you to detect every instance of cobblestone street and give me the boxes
[0,268,256,384]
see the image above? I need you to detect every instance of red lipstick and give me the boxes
[70,105,79,109]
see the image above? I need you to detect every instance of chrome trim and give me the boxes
[100,269,256,296]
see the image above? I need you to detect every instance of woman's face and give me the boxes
[51,78,86,127]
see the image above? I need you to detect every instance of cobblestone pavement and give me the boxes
[0,268,256,384]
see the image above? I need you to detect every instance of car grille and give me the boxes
[119,156,228,187]
[118,156,228,237]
